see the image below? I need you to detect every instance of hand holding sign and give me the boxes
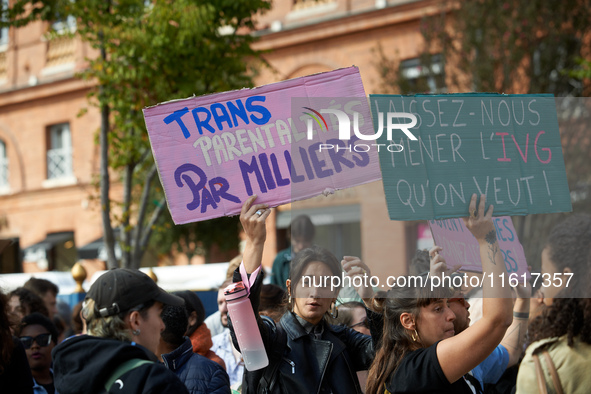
[342,256,373,302]
[463,194,495,242]
[429,206,528,276]
[240,195,271,246]
[240,195,271,274]
[429,245,462,277]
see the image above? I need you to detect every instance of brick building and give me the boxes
[0,0,437,283]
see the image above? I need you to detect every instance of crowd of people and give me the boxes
[0,193,589,393]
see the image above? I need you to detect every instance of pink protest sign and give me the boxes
[143,67,381,224]
[428,216,527,276]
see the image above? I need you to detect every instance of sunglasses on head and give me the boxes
[19,333,52,349]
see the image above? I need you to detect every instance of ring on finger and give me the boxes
[256,209,263,216]
[470,209,477,218]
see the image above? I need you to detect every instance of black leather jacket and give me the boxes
[229,271,374,394]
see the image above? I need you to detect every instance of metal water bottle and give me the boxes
[224,281,269,371]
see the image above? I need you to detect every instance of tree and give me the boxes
[375,0,591,270]
[4,0,270,269]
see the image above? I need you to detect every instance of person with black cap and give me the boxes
[51,268,189,394]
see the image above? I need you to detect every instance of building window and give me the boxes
[42,11,76,73]
[52,14,77,34]
[399,54,445,94]
[47,123,73,180]
[0,0,9,49]
[293,0,334,11]
[288,0,337,20]
[0,139,8,190]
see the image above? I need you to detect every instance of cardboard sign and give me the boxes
[429,216,527,275]
[372,94,572,220]
[144,67,381,224]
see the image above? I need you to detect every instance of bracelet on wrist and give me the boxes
[513,311,529,319]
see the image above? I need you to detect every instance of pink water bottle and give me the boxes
[225,281,269,371]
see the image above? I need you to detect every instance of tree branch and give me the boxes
[131,164,158,267]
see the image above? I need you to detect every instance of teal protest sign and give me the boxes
[371,93,572,220]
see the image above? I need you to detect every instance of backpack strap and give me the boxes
[533,348,564,394]
[105,358,153,391]
[259,324,287,394]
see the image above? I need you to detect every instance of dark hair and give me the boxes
[287,246,342,317]
[289,215,315,242]
[528,298,591,347]
[21,312,59,344]
[24,277,59,297]
[544,214,591,298]
[0,290,15,373]
[161,304,189,348]
[526,215,591,347]
[53,315,66,341]
[9,287,49,318]
[409,249,430,276]
[260,284,286,322]
[71,301,84,334]
[173,291,205,337]
[366,280,452,394]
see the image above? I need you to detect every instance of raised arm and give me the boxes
[437,194,513,383]
[429,245,461,277]
[240,195,271,274]
[500,282,531,367]
[341,256,374,307]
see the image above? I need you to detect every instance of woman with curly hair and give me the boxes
[516,214,591,393]
[0,289,34,393]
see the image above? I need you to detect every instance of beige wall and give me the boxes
[1,0,433,278]
[0,22,107,272]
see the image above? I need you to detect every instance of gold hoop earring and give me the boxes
[330,302,338,319]
[411,329,419,342]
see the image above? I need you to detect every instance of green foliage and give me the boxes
[5,0,271,267]
[376,0,591,96]
[418,0,591,95]
[373,43,443,94]
[153,210,241,263]
[375,0,591,273]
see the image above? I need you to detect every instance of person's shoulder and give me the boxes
[385,345,442,392]
[328,322,368,340]
[120,361,189,393]
[187,351,226,371]
[273,247,291,263]
[524,336,562,356]
[526,335,591,360]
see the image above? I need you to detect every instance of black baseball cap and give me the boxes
[87,268,184,317]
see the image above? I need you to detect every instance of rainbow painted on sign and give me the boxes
[302,107,328,131]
